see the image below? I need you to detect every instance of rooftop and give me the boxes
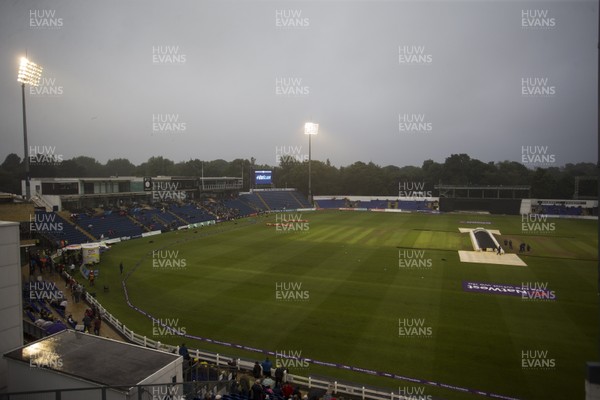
[4,330,180,387]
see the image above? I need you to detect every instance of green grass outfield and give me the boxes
[92,211,598,400]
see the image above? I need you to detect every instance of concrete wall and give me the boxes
[0,221,22,392]
[130,354,184,399]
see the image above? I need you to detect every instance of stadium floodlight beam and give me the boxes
[18,57,43,200]
[304,122,318,206]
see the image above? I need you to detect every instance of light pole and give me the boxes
[17,57,43,200]
[304,122,318,205]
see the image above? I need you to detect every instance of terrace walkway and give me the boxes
[22,263,126,342]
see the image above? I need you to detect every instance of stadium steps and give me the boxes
[242,198,262,213]
[31,195,53,211]
[224,198,257,216]
[168,210,189,225]
[290,191,308,208]
[200,204,219,219]
[126,214,150,232]
[152,214,170,229]
[254,192,271,210]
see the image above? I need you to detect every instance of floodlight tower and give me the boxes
[17,57,43,200]
[304,122,318,205]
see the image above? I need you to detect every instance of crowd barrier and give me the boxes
[84,293,520,400]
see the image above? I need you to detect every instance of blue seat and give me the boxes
[26,310,36,322]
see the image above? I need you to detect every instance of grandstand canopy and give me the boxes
[435,184,531,199]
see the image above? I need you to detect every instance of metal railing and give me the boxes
[0,381,229,400]
[83,293,425,400]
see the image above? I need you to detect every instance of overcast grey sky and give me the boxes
[0,0,597,168]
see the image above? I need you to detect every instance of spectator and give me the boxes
[262,377,275,388]
[50,299,66,310]
[179,343,191,361]
[274,365,285,388]
[228,358,238,379]
[36,318,54,330]
[251,380,264,400]
[67,314,77,327]
[93,316,101,335]
[264,384,274,398]
[252,361,262,379]
[229,378,241,396]
[75,284,83,303]
[261,357,273,377]
[292,387,302,399]
[239,374,251,398]
[282,382,294,398]
[40,308,53,321]
[82,314,92,333]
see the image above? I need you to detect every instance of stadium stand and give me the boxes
[224,198,258,217]
[315,199,347,209]
[315,197,433,211]
[169,204,215,224]
[131,207,183,231]
[23,278,70,337]
[239,192,268,212]
[154,208,186,228]
[290,191,312,208]
[257,190,310,210]
[367,199,388,209]
[33,211,91,246]
[398,200,430,211]
[74,211,145,240]
[538,205,584,216]
[235,190,311,211]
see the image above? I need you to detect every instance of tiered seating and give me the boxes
[239,193,267,212]
[33,211,90,245]
[398,200,430,211]
[316,198,430,211]
[76,211,145,239]
[132,208,171,231]
[540,205,583,216]
[169,204,215,224]
[368,200,388,209]
[258,190,309,210]
[316,199,347,209]
[224,198,257,216]
[23,280,68,327]
[291,191,312,208]
[156,209,185,227]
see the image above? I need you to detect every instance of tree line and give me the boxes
[0,152,596,199]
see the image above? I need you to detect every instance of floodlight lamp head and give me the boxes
[304,122,318,135]
[18,57,43,86]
